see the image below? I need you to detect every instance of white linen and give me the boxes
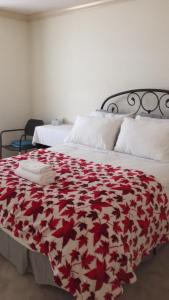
[65,115,122,150]
[114,117,169,161]
[32,124,73,146]
[19,159,52,174]
[15,167,56,185]
[50,143,169,196]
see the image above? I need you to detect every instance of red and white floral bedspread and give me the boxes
[0,149,169,300]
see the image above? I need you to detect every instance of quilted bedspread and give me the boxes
[0,149,169,300]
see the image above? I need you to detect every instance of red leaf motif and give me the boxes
[0,188,17,205]
[52,219,76,247]
[144,192,153,205]
[120,203,130,215]
[138,174,154,183]
[78,222,87,231]
[40,220,47,227]
[82,282,90,292]
[7,214,15,225]
[118,255,127,267]
[58,199,73,212]
[90,223,109,245]
[104,292,112,300]
[122,217,133,234]
[137,206,145,218]
[40,241,49,255]
[88,211,98,221]
[85,259,109,290]
[78,235,88,248]
[81,251,95,269]
[24,201,44,222]
[62,207,75,218]
[117,269,133,283]
[138,218,150,236]
[66,277,81,295]
[50,241,56,251]
[49,217,58,230]
[96,241,109,256]
[30,187,43,195]
[20,200,30,211]
[33,231,42,243]
[77,210,86,219]
[160,206,167,220]
[113,221,122,234]
[59,261,71,278]
[113,184,133,195]
[45,207,53,217]
[112,208,121,219]
[91,200,111,212]
[71,250,79,263]
[54,275,62,287]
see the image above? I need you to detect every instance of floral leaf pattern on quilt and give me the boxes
[0,149,169,300]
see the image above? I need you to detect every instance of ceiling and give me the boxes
[0,0,110,15]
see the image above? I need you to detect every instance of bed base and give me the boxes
[0,229,55,286]
[0,228,158,290]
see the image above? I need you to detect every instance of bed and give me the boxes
[1,88,169,300]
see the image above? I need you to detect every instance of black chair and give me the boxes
[0,119,44,159]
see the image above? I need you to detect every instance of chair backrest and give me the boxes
[24,119,44,136]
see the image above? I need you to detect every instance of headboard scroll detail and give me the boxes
[101,89,169,117]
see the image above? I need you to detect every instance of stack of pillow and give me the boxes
[65,110,169,161]
[65,111,133,151]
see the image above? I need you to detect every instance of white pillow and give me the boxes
[90,110,111,117]
[136,115,169,121]
[90,110,133,118]
[106,112,134,119]
[64,115,123,150]
[114,117,169,161]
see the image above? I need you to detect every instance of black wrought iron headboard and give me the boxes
[101,89,169,116]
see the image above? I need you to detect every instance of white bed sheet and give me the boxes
[50,143,169,196]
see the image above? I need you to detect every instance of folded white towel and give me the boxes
[19,159,52,175]
[15,167,56,185]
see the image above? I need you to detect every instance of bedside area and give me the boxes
[32,124,73,147]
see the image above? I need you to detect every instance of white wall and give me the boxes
[30,0,169,123]
[0,17,31,130]
[0,0,169,128]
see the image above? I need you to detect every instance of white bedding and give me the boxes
[50,143,169,196]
